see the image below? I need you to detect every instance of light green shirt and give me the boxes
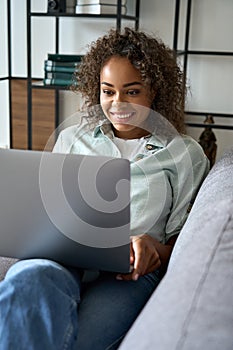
[53,121,209,243]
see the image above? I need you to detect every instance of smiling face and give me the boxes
[100,56,155,139]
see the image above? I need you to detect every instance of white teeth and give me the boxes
[111,112,133,119]
[117,114,132,119]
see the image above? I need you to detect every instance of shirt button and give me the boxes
[145,144,156,151]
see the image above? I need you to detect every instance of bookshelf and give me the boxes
[173,0,233,163]
[3,0,140,150]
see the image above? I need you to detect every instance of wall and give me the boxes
[0,0,10,148]
[1,0,232,158]
[139,0,233,159]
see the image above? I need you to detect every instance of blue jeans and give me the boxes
[0,259,161,350]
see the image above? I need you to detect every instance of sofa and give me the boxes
[0,146,233,349]
[120,145,233,350]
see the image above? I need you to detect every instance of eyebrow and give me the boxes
[101,81,142,88]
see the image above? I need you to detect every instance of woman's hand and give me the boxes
[116,234,161,281]
[116,234,177,281]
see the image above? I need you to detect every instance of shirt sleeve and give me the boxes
[164,137,210,242]
[52,125,79,154]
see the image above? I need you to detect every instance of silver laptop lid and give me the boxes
[0,149,131,273]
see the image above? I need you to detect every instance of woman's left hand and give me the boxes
[116,234,161,281]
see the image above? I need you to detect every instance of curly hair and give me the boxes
[74,27,186,134]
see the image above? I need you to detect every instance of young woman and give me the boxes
[0,27,209,350]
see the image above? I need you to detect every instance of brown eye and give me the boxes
[127,89,140,96]
[103,90,114,95]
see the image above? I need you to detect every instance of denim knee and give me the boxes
[5,258,81,301]
[0,259,81,350]
[6,258,66,278]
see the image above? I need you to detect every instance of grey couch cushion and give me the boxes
[120,147,233,350]
[170,146,233,265]
[188,146,233,210]
[119,198,233,350]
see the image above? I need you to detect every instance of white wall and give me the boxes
[188,0,233,159]
[1,0,233,158]
[0,0,10,148]
[140,0,233,159]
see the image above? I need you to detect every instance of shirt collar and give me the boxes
[93,122,114,139]
[146,134,167,148]
[93,122,170,149]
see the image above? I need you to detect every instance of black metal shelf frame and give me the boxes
[185,111,233,118]
[185,111,233,131]
[173,0,233,129]
[186,123,233,131]
[177,50,233,56]
[26,0,140,149]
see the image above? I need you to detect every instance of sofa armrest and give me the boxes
[120,146,233,350]
[0,257,18,281]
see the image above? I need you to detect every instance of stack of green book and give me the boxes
[43,54,83,86]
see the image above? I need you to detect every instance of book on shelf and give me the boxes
[76,0,127,5]
[43,54,81,86]
[45,60,80,68]
[43,78,75,86]
[44,60,79,73]
[45,71,75,80]
[47,53,83,63]
[75,4,127,14]
[44,65,77,73]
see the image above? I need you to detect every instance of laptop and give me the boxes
[0,149,131,273]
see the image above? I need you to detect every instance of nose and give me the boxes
[112,91,125,104]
